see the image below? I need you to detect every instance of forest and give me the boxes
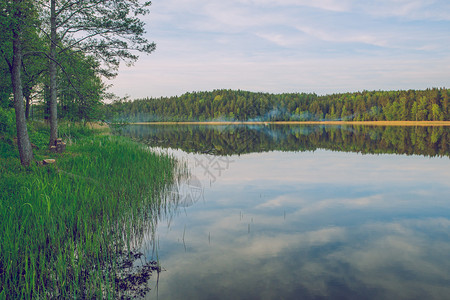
[104,88,450,122]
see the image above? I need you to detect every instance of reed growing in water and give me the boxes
[0,127,176,298]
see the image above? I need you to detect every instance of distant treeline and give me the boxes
[104,88,449,122]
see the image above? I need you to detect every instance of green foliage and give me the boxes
[54,51,106,123]
[0,62,12,108]
[0,108,42,160]
[24,122,49,150]
[0,137,17,159]
[104,88,450,122]
[0,134,176,298]
[0,107,15,136]
[0,0,43,104]
[44,0,155,77]
[58,123,98,140]
[1,0,156,157]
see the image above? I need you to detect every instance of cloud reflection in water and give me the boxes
[144,149,450,300]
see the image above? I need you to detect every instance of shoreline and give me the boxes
[131,121,450,126]
[0,129,175,298]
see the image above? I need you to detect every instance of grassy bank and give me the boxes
[0,124,176,298]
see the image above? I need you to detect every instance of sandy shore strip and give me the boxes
[131,121,450,126]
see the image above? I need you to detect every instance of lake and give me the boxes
[120,124,450,300]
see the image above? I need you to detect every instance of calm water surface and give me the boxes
[121,125,450,300]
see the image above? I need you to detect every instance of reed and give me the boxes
[0,129,176,298]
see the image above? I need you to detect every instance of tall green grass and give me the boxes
[0,131,176,298]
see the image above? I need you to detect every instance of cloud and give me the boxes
[239,227,347,256]
[354,0,450,21]
[111,50,450,98]
[239,0,353,12]
[108,0,450,98]
[148,214,450,299]
[255,31,306,47]
[140,145,450,299]
[296,25,390,48]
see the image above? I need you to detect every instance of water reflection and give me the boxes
[169,173,203,208]
[122,126,450,300]
[120,124,449,157]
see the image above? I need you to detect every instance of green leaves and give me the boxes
[0,106,15,134]
[104,88,450,122]
[49,0,156,76]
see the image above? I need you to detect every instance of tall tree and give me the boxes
[1,0,36,166]
[41,0,156,146]
[0,2,13,108]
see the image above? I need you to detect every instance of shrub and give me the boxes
[0,107,15,136]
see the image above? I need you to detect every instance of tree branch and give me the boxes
[57,0,104,29]
[0,48,13,73]
[57,31,107,55]
[36,49,87,102]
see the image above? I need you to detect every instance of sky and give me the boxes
[108,0,450,99]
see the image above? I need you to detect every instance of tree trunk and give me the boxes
[49,0,58,146]
[25,94,31,120]
[12,13,34,167]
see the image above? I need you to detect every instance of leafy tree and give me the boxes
[411,101,418,122]
[0,2,13,108]
[57,50,106,123]
[417,96,429,121]
[431,104,443,121]
[21,31,47,120]
[40,0,156,145]
[1,0,38,166]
